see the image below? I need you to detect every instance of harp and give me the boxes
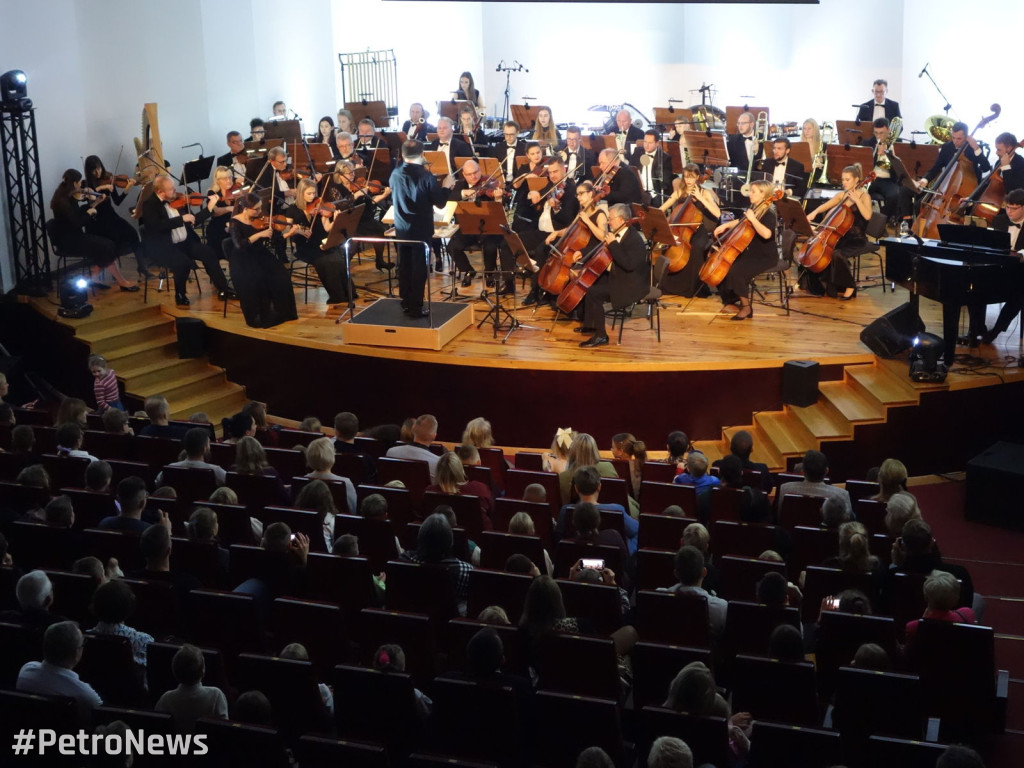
[132,103,165,218]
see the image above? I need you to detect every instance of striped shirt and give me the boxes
[93,369,120,409]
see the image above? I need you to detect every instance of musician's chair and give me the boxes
[607,254,667,344]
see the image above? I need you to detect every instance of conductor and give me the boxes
[390,140,448,318]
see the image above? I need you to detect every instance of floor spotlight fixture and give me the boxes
[908,332,947,383]
[58,276,93,319]
[1,70,31,110]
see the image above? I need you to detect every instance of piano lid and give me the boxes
[936,224,1010,252]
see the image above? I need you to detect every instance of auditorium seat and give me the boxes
[297,735,389,768]
[353,437,387,458]
[271,597,347,675]
[44,570,96,625]
[553,541,622,580]
[790,525,838,576]
[118,578,178,639]
[170,537,223,588]
[635,548,677,592]
[289,476,352,516]
[195,718,291,768]
[492,498,552,542]
[711,520,780,559]
[0,622,42,688]
[637,513,696,551]
[358,608,436,682]
[385,560,458,626]
[709,486,746,522]
[466,569,532,623]
[420,492,486,539]
[513,451,544,471]
[234,653,332,740]
[331,515,400,573]
[844,479,880,506]
[377,458,431,505]
[816,611,898,699]
[637,707,728,768]
[332,663,421,756]
[207,441,235,469]
[146,642,231,708]
[444,619,527,677]
[77,633,145,707]
[333,452,370,486]
[800,566,877,623]
[503,470,560,519]
[59,487,115,530]
[717,555,787,601]
[225,472,286,517]
[198,502,255,547]
[642,462,678,484]
[639,481,698,517]
[263,447,307,480]
[722,601,800,660]
[356,484,413,526]
[477,531,545,571]
[731,655,819,726]
[748,720,842,768]
[427,677,523,766]
[80,529,144,572]
[866,734,947,768]
[476,447,508,494]
[833,666,928,764]
[598,476,630,511]
[634,590,709,648]
[536,633,621,700]
[82,430,133,461]
[535,692,625,768]
[557,579,623,635]
[0,689,81,741]
[10,521,81,571]
[305,554,378,623]
[777,493,825,529]
[106,459,158,491]
[263,507,324,553]
[41,453,91,492]
[854,498,888,534]
[187,589,265,659]
[134,436,184,469]
[631,642,711,709]
[159,466,218,512]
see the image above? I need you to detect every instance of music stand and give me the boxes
[775,197,814,238]
[683,131,730,169]
[456,156,500,178]
[725,106,770,134]
[653,107,693,131]
[452,200,504,304]
[183,155,215,189]
[244,138,284,157]
[423,151,450,177]
[245,157,273,190]
[835,120,867,147]
[786,141,813,170]
[438,99,474,124]
[662,140,683,174]
[290,142,334,174]
[632,205,676,247]
[483,228,543,343]
[346,101,389,129]
[510,104,549,132]
[825,144,873,185]
[893,143,940,184]
[264,120,301,142]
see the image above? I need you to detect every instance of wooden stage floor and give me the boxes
[132,248,1023,382]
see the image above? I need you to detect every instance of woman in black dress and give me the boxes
[228,193,298,328]
[316,116,341,160]
[456,106,486,156]
[284,179,353,304]
[804,163,870,300]
[659,163,721,297]
[82,156,142,271]
[50,169,138,290]
[711,179,779,320]
[331,160,393,271]
[204,166,240,257]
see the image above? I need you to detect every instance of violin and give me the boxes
[72,189,104,201]
[98,173,135,189]
[699,188,784,287]
[796,172,875,273]
[512,162,548,189]
[913,105,1000,239]
[167,192,206,210]
[305,198,336,217]
[663,170,713,273]
[353,177,385,196]
[250,214,291,232]
[555,217,640,313]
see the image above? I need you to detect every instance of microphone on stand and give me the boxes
[918,62,929,79]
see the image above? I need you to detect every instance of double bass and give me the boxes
[555,217,639,313]
[913,105,1000,239]
[955,136,1024,223]
[663,170,713,273]
[699,187,784,287]
[796,172,875,274]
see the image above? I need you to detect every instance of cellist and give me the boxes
[917,121,990,190]
[805,164,872,300]
[710,179,779,320]
[658,163,721,298]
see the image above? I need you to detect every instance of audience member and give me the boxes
[505,553,540,576]
[234,690,273,725]
[332,410,377,482]
[373,644,432,719]
[221,411,256,445]
[279,642,334,716]
[523,483,547,504]
[298,416,322,433]
[647,736,693,768]
[611,432,646,499]
[663,661,751,755]
[15,464,52,519]
[767,623,805,662]
[851,642,890,671]
[385,414,442,482]
[556,466,637,553]
[657,545,727,638]
[462,416,496,449]
[304,437,357,514]
[508,511,553,575]
[295,478,338,552]
[55,422,99,462]
[712,429,771,490]
[54,397,89,427]
[884,490,921,537]
[937,744,986,768]
[886,518,976,612]
[673,452,720,502]
[663,430,691,474]
[681,522,721,596]
[88,354,123,413]
[567,501,630,576]
[425,452,494,527]
[778,450,852,517]
[72,555,109,588]
[543,427,575,473]
[87,579,154,669]
[99,476,160,532]
[242,401,279,446]
[871,458,908,502]
[84,459,113,493]
[477,605,511,625]
[233,436,290,505]
[400,512,472,615]
[157,427,226,486]
[139,396,188,439]
[824,521,881,577]
[0,570,65,631]
[154,643,228,730]
[904,569,976,643]
[101,408,132,434]
[17,621,102,718]
[577,747,616,768]
[558,433,619,507]
[821,495,851,528]
[130,522,203,602]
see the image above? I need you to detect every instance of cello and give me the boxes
[913,105,1000,239]
[796,171,875,274]
[663,169,713,273]
[954,136,1024,223]
[699,187,784,287]
[538,186,610,295]
[555,217,639,313]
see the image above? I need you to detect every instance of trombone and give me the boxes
[740,112,769,197]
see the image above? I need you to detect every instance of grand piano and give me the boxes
[884,226,1023,366]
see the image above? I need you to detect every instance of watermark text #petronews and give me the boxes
[11,728,208,757]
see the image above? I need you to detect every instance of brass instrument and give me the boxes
[888,116,903,143]
[414,117,425,125]
[739,112,769,197]
[693,106,709,133]
[817,121,834,180]
[926,114,954,144]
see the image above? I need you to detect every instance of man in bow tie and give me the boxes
[629,129,674,205]
[761,137,806,197]
[727,112,763,172]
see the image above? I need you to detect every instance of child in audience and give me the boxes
[543,427,575,473]
[373,644,432,720]
[88,355,123,413]
[154,644,228,730]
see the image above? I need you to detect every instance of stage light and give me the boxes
[1,70,31,109]
[908,332,947,383]
[58,277,92,319]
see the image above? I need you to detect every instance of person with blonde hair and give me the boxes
[304,437,356,515]
[558,432,617,506]
[884,490,922,537]
[543,427,575,473]
[461,417,495,449]
[712,178,780,319]
[904,569,976,644]
[425,452,493,527]
[872,458,909,502]
[233,436,289,505]
[825,521,880,577]
[508,511,553,574]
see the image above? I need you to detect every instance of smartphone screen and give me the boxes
[581,558,605,570]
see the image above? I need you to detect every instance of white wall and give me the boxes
[2,0,1022,291]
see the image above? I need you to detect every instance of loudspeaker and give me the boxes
[176,317,206,359]
[782,360,819,407]
[966,441,1024,530]
[860,302,925,357]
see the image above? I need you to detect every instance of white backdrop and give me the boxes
[2,0,1022,290]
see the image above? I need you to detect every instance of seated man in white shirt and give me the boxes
[385,414,442,482]
[657,544,728,638]
[778,449,852,518]
[156,427,226,487]
[18,621,103,719]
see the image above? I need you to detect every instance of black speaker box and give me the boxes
[176,317,206,359]
[966,441,1024,529]
[860,302,925,357]
[782,360,819,407]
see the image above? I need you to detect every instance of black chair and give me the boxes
[747,720,842,768]
[848,211,888,288]
[608,254,666,344]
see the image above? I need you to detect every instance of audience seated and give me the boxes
[904,569,976,645]
[243,401,279,447]
[98,476,156,532]
[884,490,922,537]
[823,521,881,577]
[87,579,154,669]
[647,736,694,768]
[101,408,132,435]
[556,466,638,553]
[130,522,202,600]
[1,570,65,631]
[55,422,99,462]
[663,430,691,475]
[611,432,647,497]
[400,512,472,615]
[374,643,432,719]
[425,452,494,526]
[543,427,575,474]
[566,501,629,572]
[656,545,727,638]
[673,450,720,492]
[385,413,442,482]
[508,511,554,575]
[154,643,228,730]
[303,437,357,514]
[663,660,751,756]
[232,437,290,505]
[279,642,334,714]
[187,507,230,576]
[139,396,188,440]
[558,433,618,507]
[332,411,377,483]
[157,427,226,486]
[778,450,852,518]
[17,620,103,718]
[821,495,851,528]
[295,479,338,552]
[937,744,986,768]
[885,518,976,612]
[712,429,771,490]
[84,460,113,493]
[871,458,908,502]
[681,522,721,596]
[55,398,89,428]
[221,411,256,445]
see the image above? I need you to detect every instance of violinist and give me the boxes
[531,107,560,154]
[259,147,300,207]
[49,169,138,291]
[402,103,435,141]
[228,192,298,329]
[245,119,265,144]
[560,126,595,184]
[426,117,473,182]
[510,142,547,231]
[457,106,487,156]
[805,164,871,300]
[335,133,362,168]
[315,116,342,160]
[204,166,241,257]
[456,71,483,108]
[525,180,607,307]
[918,121,990,189]
[491,121,526,184]
[531,156,579,237]
[82,155,142,272]
[216,132,248,180]
[761,138,807,197]
[658,163,721,298]
[332,160,393,272]
[139,175,232,307]
[355,118,387,166]
[447,159,504,287]
[577,203,649,348]
[283,179,352,304]
[609,109,644,155]
[597,148,643,207]
[864,118,913,221]
[711,179,779,320]
[629,130,674,205]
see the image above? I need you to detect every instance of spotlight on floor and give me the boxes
[908,332,947,383]
[58,277,93,319]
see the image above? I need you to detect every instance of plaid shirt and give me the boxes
[400,551,474,616]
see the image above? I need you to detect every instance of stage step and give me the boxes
[167,382,247,423]
[75,315,176,356]
[723,424,784,472]
[845,363,920,408]
[142,367,231,405]
[787,401,853,442]
[101,333,180,371]
[68,302,165,336]
[754,411,817,459]
[818,380,886,423]
[119,358,214,391]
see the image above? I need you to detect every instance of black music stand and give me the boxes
[634,203,684,309]
[452,201,505,304]
[775,196,813,238]
[290,142,334,174]
[483,229,543,343]
[323,204,380,298]
[244,138,284,156]
[264,120,301,142]
[683,131,730,170]
[346,101,389,129]
[183,155,215,188]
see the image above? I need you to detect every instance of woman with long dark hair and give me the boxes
[456,71,482,107]
[228,192,297,328]
[82,155,142,272]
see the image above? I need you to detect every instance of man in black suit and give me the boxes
[577,204,650,348]
[761,137,807,197]
[355,118,389,170]
[598,148,643,207]
[727,112,762,171]
[975,189,1024,344]
[630,130,674,205]
[447,159,505,287]
[856,79,901,124]
[525,156,579,300]
[335,132,361,168]
[139,175,232,307]
[215,131,248,181]
[389,140,448,318]
[560,125,595,184]
[711,430,772,491]
[491,121,526,184]
[918,121,991,188]
[863,118,915,220]
[991,132,1024,196]
[401,103,436,142]
[609,109,644,155]
[426,117,474,184]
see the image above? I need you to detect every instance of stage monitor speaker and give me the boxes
[860,302,925,357]
[782,360,819,407]
[966,441,1024,530]
[176,317,206,359]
